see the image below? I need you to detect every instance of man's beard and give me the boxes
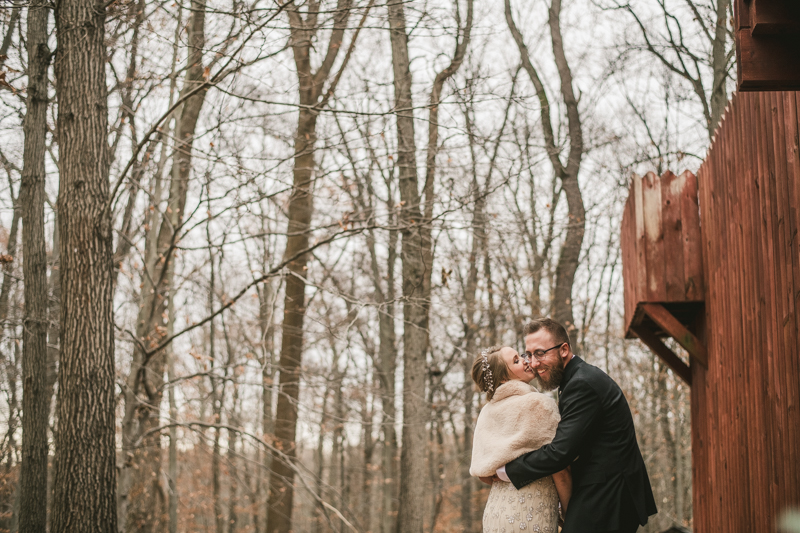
[535,357,566,391]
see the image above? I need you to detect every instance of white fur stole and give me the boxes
[469,380,560,478]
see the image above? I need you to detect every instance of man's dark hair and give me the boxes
[523,317,571,346]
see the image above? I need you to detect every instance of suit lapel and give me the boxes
[558,355,584,397]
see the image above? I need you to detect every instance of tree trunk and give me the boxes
[162,11,182,533]
[167,297,178,533]
[1,315,20,533]
[111,0,147,289]
[361,375,375,531]
[332,370,346,533]
[460,102,487,533]
[370,208,398,533]
[18,0,51,529]
[506,0,584,331]
[266,1,354,527]
[267,107,317,532]
[311,382,330,533]
[0,207,19,333]
[50,0,117,527]
[0,203,19,531]
[0,3,21,68]
[386,2,428,531]
[546,0,584,333]
[120,1,207,529]
[352,168,399,533]
[420,0,472,345]
[207,213,224,533]
[46,218,60,428]
[257,274,277,533]
[0,19,22,499]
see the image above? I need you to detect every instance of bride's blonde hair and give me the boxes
[471,346,510,400]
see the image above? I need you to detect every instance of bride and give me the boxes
[470,346,571,532]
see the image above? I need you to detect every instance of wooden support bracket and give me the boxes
[642,303,708,368]
[631,326,692,386]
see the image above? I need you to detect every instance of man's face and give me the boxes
[524,330,569,391]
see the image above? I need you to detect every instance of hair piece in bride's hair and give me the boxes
[471,346,509,400]
[481,348,494,393]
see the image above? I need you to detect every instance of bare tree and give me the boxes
[457,66,517,532]
[267,0,367,528]
[505,0,585,331]
[17,0,51,530]
[385,1,427,530]
[612,0,733,137]
[120,0,208,529]
[335,119,401,533]
[0,0,702,529]
[50,0,117,527]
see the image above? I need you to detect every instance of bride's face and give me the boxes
[501,347,535,384]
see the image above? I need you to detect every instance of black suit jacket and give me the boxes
[506,356,657,533]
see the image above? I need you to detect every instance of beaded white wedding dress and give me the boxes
[482,476,559,533]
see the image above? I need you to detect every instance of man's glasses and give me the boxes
[522,342,567,362]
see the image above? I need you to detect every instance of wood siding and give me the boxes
[694,90,800,532]
[621,171,705,338]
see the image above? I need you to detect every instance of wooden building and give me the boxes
[734,0,800,91]
[622,91,800,531]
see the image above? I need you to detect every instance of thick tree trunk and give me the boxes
[50,0,117,527]
[386,3,429,531]
[18,0,51,530]
[120,1,206,529]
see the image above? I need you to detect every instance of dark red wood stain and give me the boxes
[622,91,800,531]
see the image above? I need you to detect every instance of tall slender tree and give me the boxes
[50,0,117,528]
[266,0,365,528]
[506,0,585,331]
[386,1,427,530]
[120,0,207,528]
[18,0,50,529]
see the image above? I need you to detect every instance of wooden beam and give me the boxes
[736,30,800,90]
[735,0,800,90]
[631,326,692,386]
[642,303,708,367]
[749,0,800,36]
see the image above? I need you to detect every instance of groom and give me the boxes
[486,318,657,533]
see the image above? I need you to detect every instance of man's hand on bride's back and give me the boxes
[479,475,499,485]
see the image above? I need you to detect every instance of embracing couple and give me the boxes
[469,318,658,533]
